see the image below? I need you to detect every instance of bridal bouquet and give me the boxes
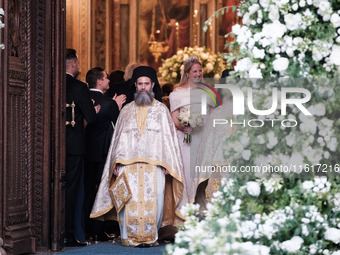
[0,8,4,50]
[177,108,203,143]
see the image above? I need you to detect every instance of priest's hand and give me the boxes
[113,164,120,176]
[161,167,169,175]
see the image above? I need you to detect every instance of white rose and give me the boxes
[0,20,4,29]
[248,38,255,50]
[262,20,287,39]
[201,53,209,60]
[173,247,189,255]
[324,228,340,244]
[206,62,214,72]
[232,24,241,35]
[301,180,314,191]
[259,0,270,8]
[246,181,261,197]
[249,4,260,14]
[0,8,4,16]
[257,135,265,144]
[285,13,302,30]
[253,47,265,59]
[308,103,326,116]
[268,6,280,21]
[331,13,340,27]
[300,0,306,7]
[260,37,271,47]
[267,131,278,149]
[272,57,289,72]
[281,236,304,252]
[234,57,253,72]
[242,150,251,160]
[242,13,251,26]
[329,45,340,65]
[285,132,296,147]
[248,65,263,78]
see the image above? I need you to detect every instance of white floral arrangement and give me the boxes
[0,8,4,50]
[229,0,340,78]
[158,46,227,83]
[177,107,203,143]
[167,0,340,254]
[221,78,340,179]
[166,177,340,255]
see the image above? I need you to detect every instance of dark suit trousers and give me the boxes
[65,154,86,242]
[84,161,105,235]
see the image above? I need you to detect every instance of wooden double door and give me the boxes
[0,0,66,254]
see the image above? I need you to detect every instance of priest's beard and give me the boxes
[134,89,155,106]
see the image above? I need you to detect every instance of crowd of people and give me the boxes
[65,48,231,248]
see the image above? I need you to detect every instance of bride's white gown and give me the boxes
[169,87,215,204]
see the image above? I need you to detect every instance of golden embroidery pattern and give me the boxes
[109,172,132,213]
[136,105,149,135]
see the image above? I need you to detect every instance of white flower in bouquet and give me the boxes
[177,108,203,143]
[324,228,340,244]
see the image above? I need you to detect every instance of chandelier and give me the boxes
[148,0,169,62]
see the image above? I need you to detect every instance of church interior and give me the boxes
[65,0,241,81]
[0,0,240,254]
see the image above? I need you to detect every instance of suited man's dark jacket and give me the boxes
[66,74,97,155]
[105,79,133,107]
[85,90,120,162]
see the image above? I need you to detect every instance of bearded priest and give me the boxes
[90,66,187,247]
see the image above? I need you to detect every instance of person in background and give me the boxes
[105,70,125,99]
[161,83,174,110]
[65,48,100,246]
[105,63,140,107]
[90,66,187,247]
[84,67,126,243]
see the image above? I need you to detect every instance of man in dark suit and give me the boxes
[84,67,126,242]
[65,49,99,246]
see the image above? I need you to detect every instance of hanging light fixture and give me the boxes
[148,0,169,62]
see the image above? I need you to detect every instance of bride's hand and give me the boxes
[183,126,191,134]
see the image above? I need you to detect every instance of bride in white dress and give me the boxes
[169,56,215,211]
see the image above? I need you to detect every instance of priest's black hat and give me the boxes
[131,66,162,102]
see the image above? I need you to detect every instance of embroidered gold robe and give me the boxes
[90,99,187,246]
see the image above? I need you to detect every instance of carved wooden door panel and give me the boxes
[0,0,66,254]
